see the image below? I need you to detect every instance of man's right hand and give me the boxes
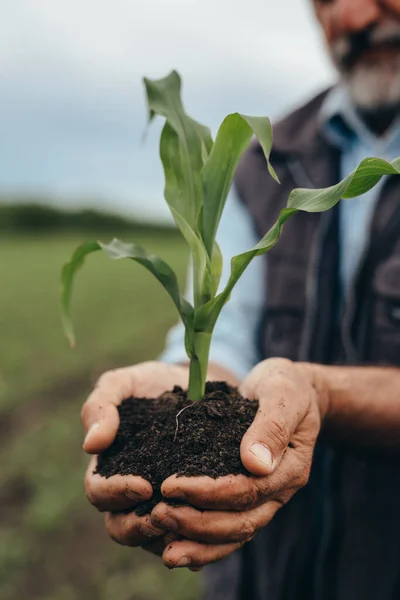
[81,361,191,556]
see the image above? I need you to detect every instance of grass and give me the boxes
[0,230,185,409]
[0,230,202,600]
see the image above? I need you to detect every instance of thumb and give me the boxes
[81,401,120,454]
[239,362,306,476]
[240,405,292,476]
[81,368,133,454]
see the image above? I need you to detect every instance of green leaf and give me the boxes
[160,123,212,304]
[211,241,223,297]
[99,239,194,329]
[159,118,203,232]
[144,71,213,157]
[201,113,278,257]
[160,205,212,305]
[241,115,279,183]
[287,157,400,211]
[144,71,213,229]
[189,116,213,163]
[61,238,194,348]
[61,241,102,347]
[144,72,214,307]
[342,157,398,198]
[201,156,400,332]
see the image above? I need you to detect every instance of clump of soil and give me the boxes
[96,381,258,515]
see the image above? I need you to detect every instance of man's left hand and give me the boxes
[150,358,328,569]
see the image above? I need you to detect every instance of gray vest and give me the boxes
[204,90,400,600]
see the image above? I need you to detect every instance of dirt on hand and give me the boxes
[96,381,259,515]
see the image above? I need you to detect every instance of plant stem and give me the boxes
[187,331,212,401]
[188,355,204,401]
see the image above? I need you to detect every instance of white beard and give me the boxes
[330,20,400,113]
[344,57,400,112]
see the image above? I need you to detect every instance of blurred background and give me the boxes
[0,1,334,598]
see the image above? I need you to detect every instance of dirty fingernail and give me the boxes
[138,524,160,538]
[163,488,185,499]
[176,556,191,568]
[249,443,273,467]
[154,515,178,532]
[125,488,145,501]
[83,423,100,447]
[164,533,178,545]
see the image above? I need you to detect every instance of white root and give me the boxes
[173,402,196,442]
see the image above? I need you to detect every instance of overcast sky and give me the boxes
[1,0,336,222]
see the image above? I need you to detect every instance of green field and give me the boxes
[0,230,202,599]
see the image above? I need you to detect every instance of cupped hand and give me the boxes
[150,358,328,569]
[81,361,190,553]
[82,361,191,454]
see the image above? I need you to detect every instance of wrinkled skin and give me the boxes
[314,0,400,45]
[314,0,400,121]
[82,359,326,569]
[82,0,400,569]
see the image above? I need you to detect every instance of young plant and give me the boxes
[61,70,400,401]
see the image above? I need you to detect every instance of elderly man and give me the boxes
[82,1,400,598]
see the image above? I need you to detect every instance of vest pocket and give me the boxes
[370,257,400,364]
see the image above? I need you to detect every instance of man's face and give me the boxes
[313,0,400,114]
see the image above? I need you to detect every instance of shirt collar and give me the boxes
[319,84,400,153]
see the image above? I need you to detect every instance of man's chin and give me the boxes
[344,65,400,116]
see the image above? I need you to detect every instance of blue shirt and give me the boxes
[161,85,400,379]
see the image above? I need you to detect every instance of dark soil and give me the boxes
[96,381,259,515]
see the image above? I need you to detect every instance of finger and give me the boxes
[163,539,243,569]
[142,533,180,558]
[163,443,312,511]
[81,363,191,454]
[162,474,259,511]
[85,457,152,511]
[82,368,136,453]
[151,501,280,544]
[239,363,311,476]
[105,512,166,547]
